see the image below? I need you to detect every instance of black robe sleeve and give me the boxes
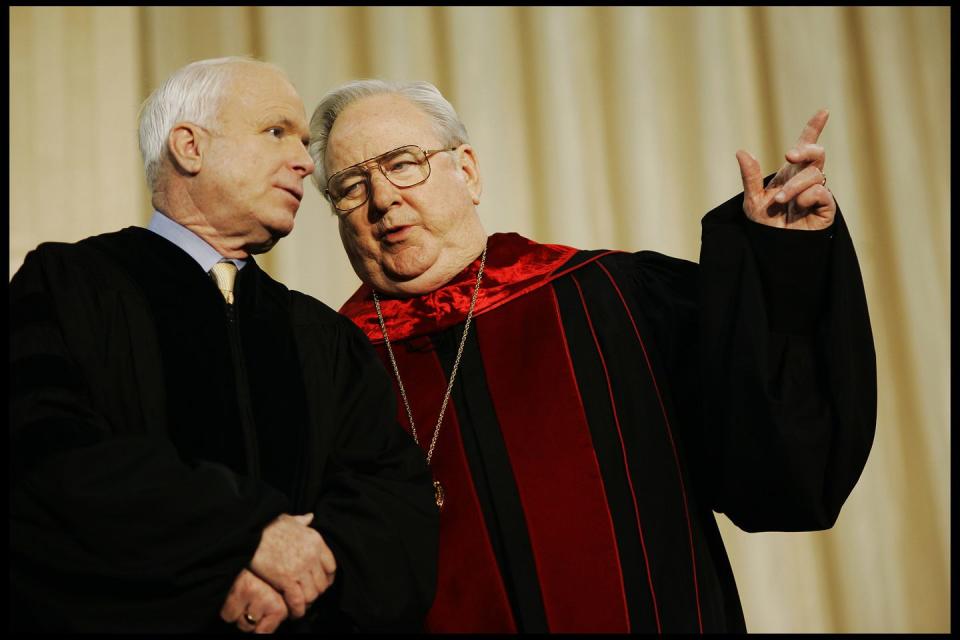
[630,192,876,534]
[289,299,439,632]
[9,245,292,632]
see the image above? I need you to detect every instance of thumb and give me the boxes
[293,513,314,526]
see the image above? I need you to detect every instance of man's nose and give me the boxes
[292,144,315,177]
[368,168,402,212]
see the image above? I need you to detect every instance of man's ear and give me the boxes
[167,122,208,177]
[457,145,483,205]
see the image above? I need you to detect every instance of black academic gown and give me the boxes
[340,192,876,633]
[9,227,438,632]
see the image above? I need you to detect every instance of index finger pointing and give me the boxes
[795,108,830,146]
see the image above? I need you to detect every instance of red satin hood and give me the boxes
[340,232,580,343]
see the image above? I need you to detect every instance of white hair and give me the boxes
[137,56,286,191]
[307,79,469,192]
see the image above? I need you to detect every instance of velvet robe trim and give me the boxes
[340,232,613,343]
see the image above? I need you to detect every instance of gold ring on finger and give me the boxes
[243,613,258,626]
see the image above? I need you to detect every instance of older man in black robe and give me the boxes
[306,80,876,632]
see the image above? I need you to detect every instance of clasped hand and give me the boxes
[736,108,836,231]
[220,513,337,633]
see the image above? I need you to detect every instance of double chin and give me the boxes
[367,248,462,297]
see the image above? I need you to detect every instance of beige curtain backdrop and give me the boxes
[9,6,949,633]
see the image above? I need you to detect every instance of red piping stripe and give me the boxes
[595,260,704,633]
[571,274,662,634]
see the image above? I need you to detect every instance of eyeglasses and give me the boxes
[324,144,458,215]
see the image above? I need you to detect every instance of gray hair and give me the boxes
[307,79,469,191]
[137,56,286,191]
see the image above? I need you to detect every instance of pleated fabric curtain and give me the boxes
[8,6,949,633]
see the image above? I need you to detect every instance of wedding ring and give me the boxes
[821,171,827,186]
[243,613,258,626]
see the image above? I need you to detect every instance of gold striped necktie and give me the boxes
[210,261,238,305]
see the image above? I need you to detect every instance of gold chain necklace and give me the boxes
[373,245,488,510]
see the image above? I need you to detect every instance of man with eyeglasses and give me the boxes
[307,80,876,633]
[9,60,438,633]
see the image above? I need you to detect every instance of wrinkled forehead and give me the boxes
[325,94,442,173]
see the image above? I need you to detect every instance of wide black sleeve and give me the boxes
[290,303,439,631]
[9,246,290,632]
[631,192,876,533]
[697,191,876,531]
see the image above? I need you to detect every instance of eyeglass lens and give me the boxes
[329,146,430,212]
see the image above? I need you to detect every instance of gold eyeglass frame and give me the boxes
[324,144,459,215]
